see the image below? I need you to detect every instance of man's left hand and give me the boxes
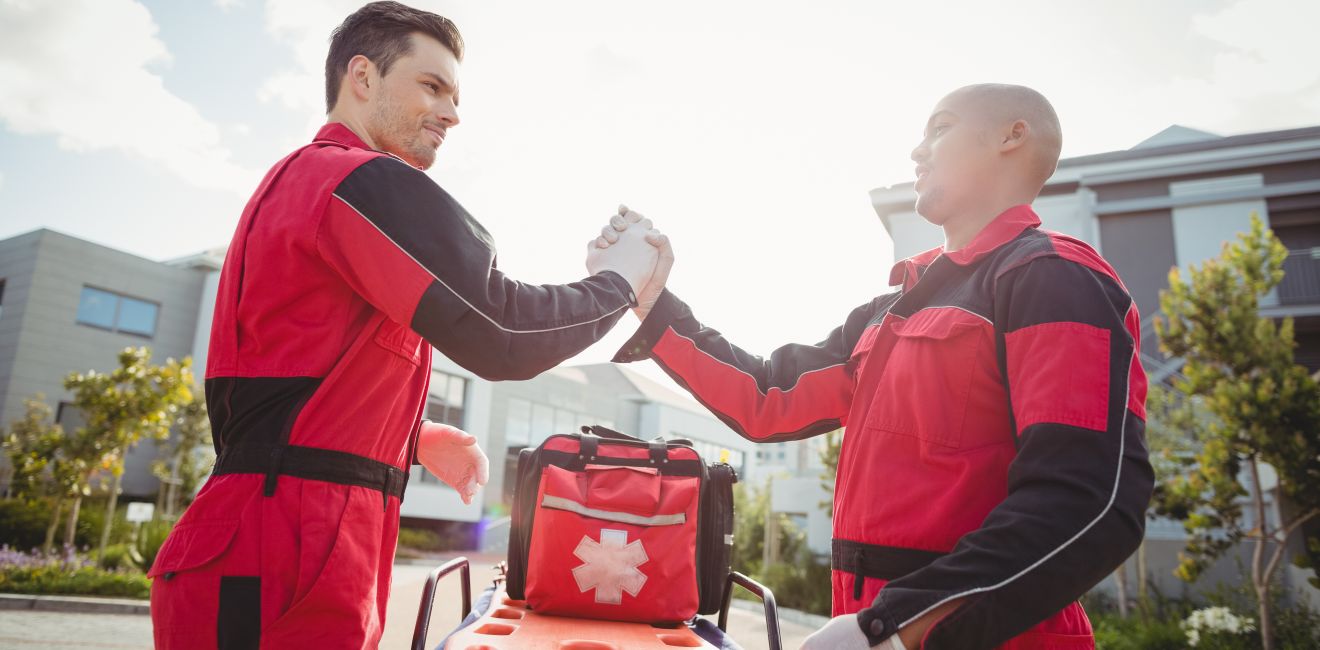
[416,421,489,504]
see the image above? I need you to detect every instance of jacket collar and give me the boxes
[887,204,1041,289]
[315,122,372,150]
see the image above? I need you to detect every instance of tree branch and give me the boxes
[1261,506,1320,591]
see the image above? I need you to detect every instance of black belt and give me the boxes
[213,443,408,509]
[832,538,947,600]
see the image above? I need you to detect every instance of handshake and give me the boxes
[585,204,674,320]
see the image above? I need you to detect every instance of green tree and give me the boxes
[3,396,64,500]
[151,392,212,519]
[64,347,194,562]
[1,395,102,553]
[731,478,806,577]
[1154,214,1320,650]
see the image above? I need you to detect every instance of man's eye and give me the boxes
[423,82,439,92]
[933,125,950,136]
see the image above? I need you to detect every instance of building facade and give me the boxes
[0,229,214,496]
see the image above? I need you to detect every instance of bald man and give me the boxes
[603,84,1154,649]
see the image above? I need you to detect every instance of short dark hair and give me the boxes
[325,1,464,112]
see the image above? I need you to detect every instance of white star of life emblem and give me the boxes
[571,528,648,605]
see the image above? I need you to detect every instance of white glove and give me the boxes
[594,204,673,319]
[585,205,661,299]
[799,613,906,650]
[415,421,489,505]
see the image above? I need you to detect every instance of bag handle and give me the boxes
[648,439,669,465]
[579,424,638,441]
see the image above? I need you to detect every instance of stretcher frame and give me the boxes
[412,557,782,650]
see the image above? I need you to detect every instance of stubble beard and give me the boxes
[371,93,437,170]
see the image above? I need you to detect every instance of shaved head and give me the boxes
[947,83,1063,187]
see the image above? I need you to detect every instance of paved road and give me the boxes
[0,555,813,649]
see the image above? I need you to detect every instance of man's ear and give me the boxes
[345,54,376,102]
[1000,119,1029,153]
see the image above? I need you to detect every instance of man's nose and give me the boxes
[911,142,928,163]
[437,102,460,128]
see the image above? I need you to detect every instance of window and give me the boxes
[426,371,467,427]
[418,371,469,485]
[531,403,554,442]
[506,399,607,449]
[505,398,532,446]
[0,278,6,320]
[75,286,159,337]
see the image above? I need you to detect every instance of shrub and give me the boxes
[0,498,55,550]
[1091,612,1188,650]
[758,553,831,616]
[98,543,143,571]
[0,544,149,599]
[397,527,444,551]
[0,497,137,551]
[138,519,174,574]
[0,565,150,599]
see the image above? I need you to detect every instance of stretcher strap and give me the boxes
[540,494,687,527]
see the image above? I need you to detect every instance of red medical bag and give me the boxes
[506,426,737,623]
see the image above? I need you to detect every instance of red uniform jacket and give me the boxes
[149,123,636,649]
[614,206,1154,649]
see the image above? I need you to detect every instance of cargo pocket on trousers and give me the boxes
[148,519,241,580]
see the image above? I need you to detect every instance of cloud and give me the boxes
[1177,0,1320,130]
[259,0,360,124]
[0,0,256,194]
[215,0,244,10]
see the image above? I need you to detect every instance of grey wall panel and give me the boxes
[1098,210,1177,344]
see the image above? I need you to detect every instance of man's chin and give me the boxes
[396,147,437,170]
[914,194,947,226]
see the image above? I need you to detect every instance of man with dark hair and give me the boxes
[601,83,1154,649]
[148,3,664,648]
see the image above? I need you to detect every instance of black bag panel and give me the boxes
[697,462,738,614]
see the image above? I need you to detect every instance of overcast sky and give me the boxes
[2,0,1318,386]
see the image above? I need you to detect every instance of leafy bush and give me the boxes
[98,543,143,571]
[0,498,55,550]
[397,527,444,551]
[0,565,150,599]
[0,544,149,599]
[758,553,832,616]
[76,500,136,548]
[1272,598,1320,649]
[138,519,174,574]
[0,497,136,551]
[1092,612,1188,650]
[1086,576,1320,650]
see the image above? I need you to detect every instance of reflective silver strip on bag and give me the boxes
[540,495,687,527]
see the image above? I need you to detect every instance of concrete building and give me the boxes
[870,124,1320,604]
[0,229,215,496]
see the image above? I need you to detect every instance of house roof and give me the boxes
[554,363,709,415]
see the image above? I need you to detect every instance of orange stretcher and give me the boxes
[412,558,782,650]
